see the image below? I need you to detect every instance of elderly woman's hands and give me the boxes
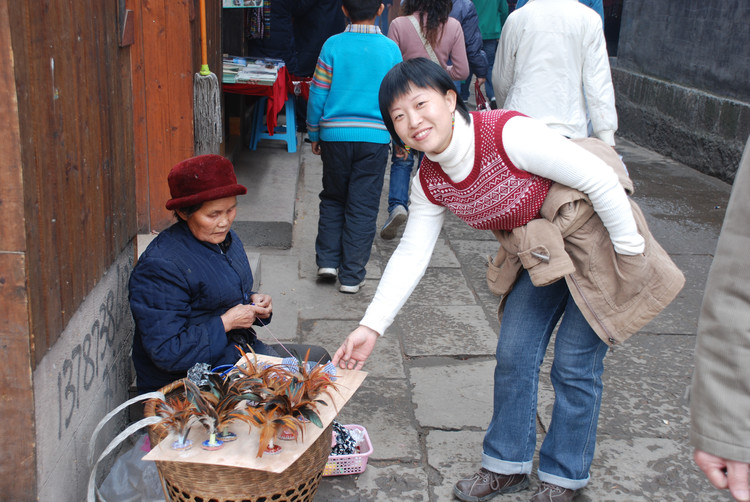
[250,293,272,316]
[220,294,273,331]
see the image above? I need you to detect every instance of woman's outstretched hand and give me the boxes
[332,326,380,370]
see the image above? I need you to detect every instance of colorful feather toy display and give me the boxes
[147,346,338,455]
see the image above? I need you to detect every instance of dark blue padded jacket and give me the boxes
[450,0,489,78]
[129,220,271,392]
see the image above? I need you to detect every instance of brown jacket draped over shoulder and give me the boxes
[486,137,685,346]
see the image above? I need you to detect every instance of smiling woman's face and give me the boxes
[179,196,238,244]
[389,85,457,156]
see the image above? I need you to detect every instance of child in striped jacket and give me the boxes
[307,0,402,293]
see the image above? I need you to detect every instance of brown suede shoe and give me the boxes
[453,468,529,501]
[529,482,577,502]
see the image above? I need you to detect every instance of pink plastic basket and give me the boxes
[323,424,373,476]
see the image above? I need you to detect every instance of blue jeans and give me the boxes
[387,145,424,213]
[460,39,499,102]
[316,141,389,286]
[482,270,608,490]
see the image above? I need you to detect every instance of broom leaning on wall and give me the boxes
[194,0,222,155]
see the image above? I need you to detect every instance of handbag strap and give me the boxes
[474,80,489,111]
[408,15,440,65]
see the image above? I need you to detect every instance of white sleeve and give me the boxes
[492,16,517,108]
[503,115,645,255]
[359,176,446,335]
[582,17,617,146]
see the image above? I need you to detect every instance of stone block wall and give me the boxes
[613,67,750,182]
[613,0,750,182]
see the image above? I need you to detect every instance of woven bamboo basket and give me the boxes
[144,380,332,502]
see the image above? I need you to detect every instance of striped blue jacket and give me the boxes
[306,24,402,144]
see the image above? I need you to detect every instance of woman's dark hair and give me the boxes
[173,203,202,222]
[400,0,452,48]
[342,0,382,23]
[379,57,470,148]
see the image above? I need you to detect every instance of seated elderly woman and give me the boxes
[129,154,329,393]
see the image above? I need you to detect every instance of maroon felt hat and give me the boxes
[165,154,247,210]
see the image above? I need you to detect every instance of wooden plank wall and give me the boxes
[7,0,136,366]
[130,0,223,232]
[2,0,136,496]
[0,2,35,498]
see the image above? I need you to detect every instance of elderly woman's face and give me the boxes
[180,196,237,244]
[389,85,457,156]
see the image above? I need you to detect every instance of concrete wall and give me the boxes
[613,0,750,182]
[34,249,134,502]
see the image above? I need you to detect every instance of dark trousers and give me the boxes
[316,141,389,286]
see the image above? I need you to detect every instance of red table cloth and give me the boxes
[223,65,292,134]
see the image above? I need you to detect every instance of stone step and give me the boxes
[231,136,301,250]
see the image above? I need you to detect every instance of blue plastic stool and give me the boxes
[249,93,297,153]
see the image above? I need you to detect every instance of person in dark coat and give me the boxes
[461,0,509,108]
[246,0,310,76]
[450,0,489,99]
[292,0,347,131]
[129,155,329,393]
[294,0,347,79]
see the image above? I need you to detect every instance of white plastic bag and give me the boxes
[98,433,163,501]
[87,392,165,502]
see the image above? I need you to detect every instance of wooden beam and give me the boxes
[131,0,196,232]
[129,0,151,232]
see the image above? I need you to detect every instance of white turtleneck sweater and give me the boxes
[360,113,645,336]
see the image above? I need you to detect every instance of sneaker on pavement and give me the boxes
[380,205,408,240]
[453,468,529,502]
[529,482,576,502]
[339,279,366,294]
[490,98,498,110]
[317,267,338,281]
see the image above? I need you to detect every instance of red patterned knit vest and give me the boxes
[418,110,552,231]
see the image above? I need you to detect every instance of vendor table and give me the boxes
[143,355,367,473]
[222,65,293,136]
